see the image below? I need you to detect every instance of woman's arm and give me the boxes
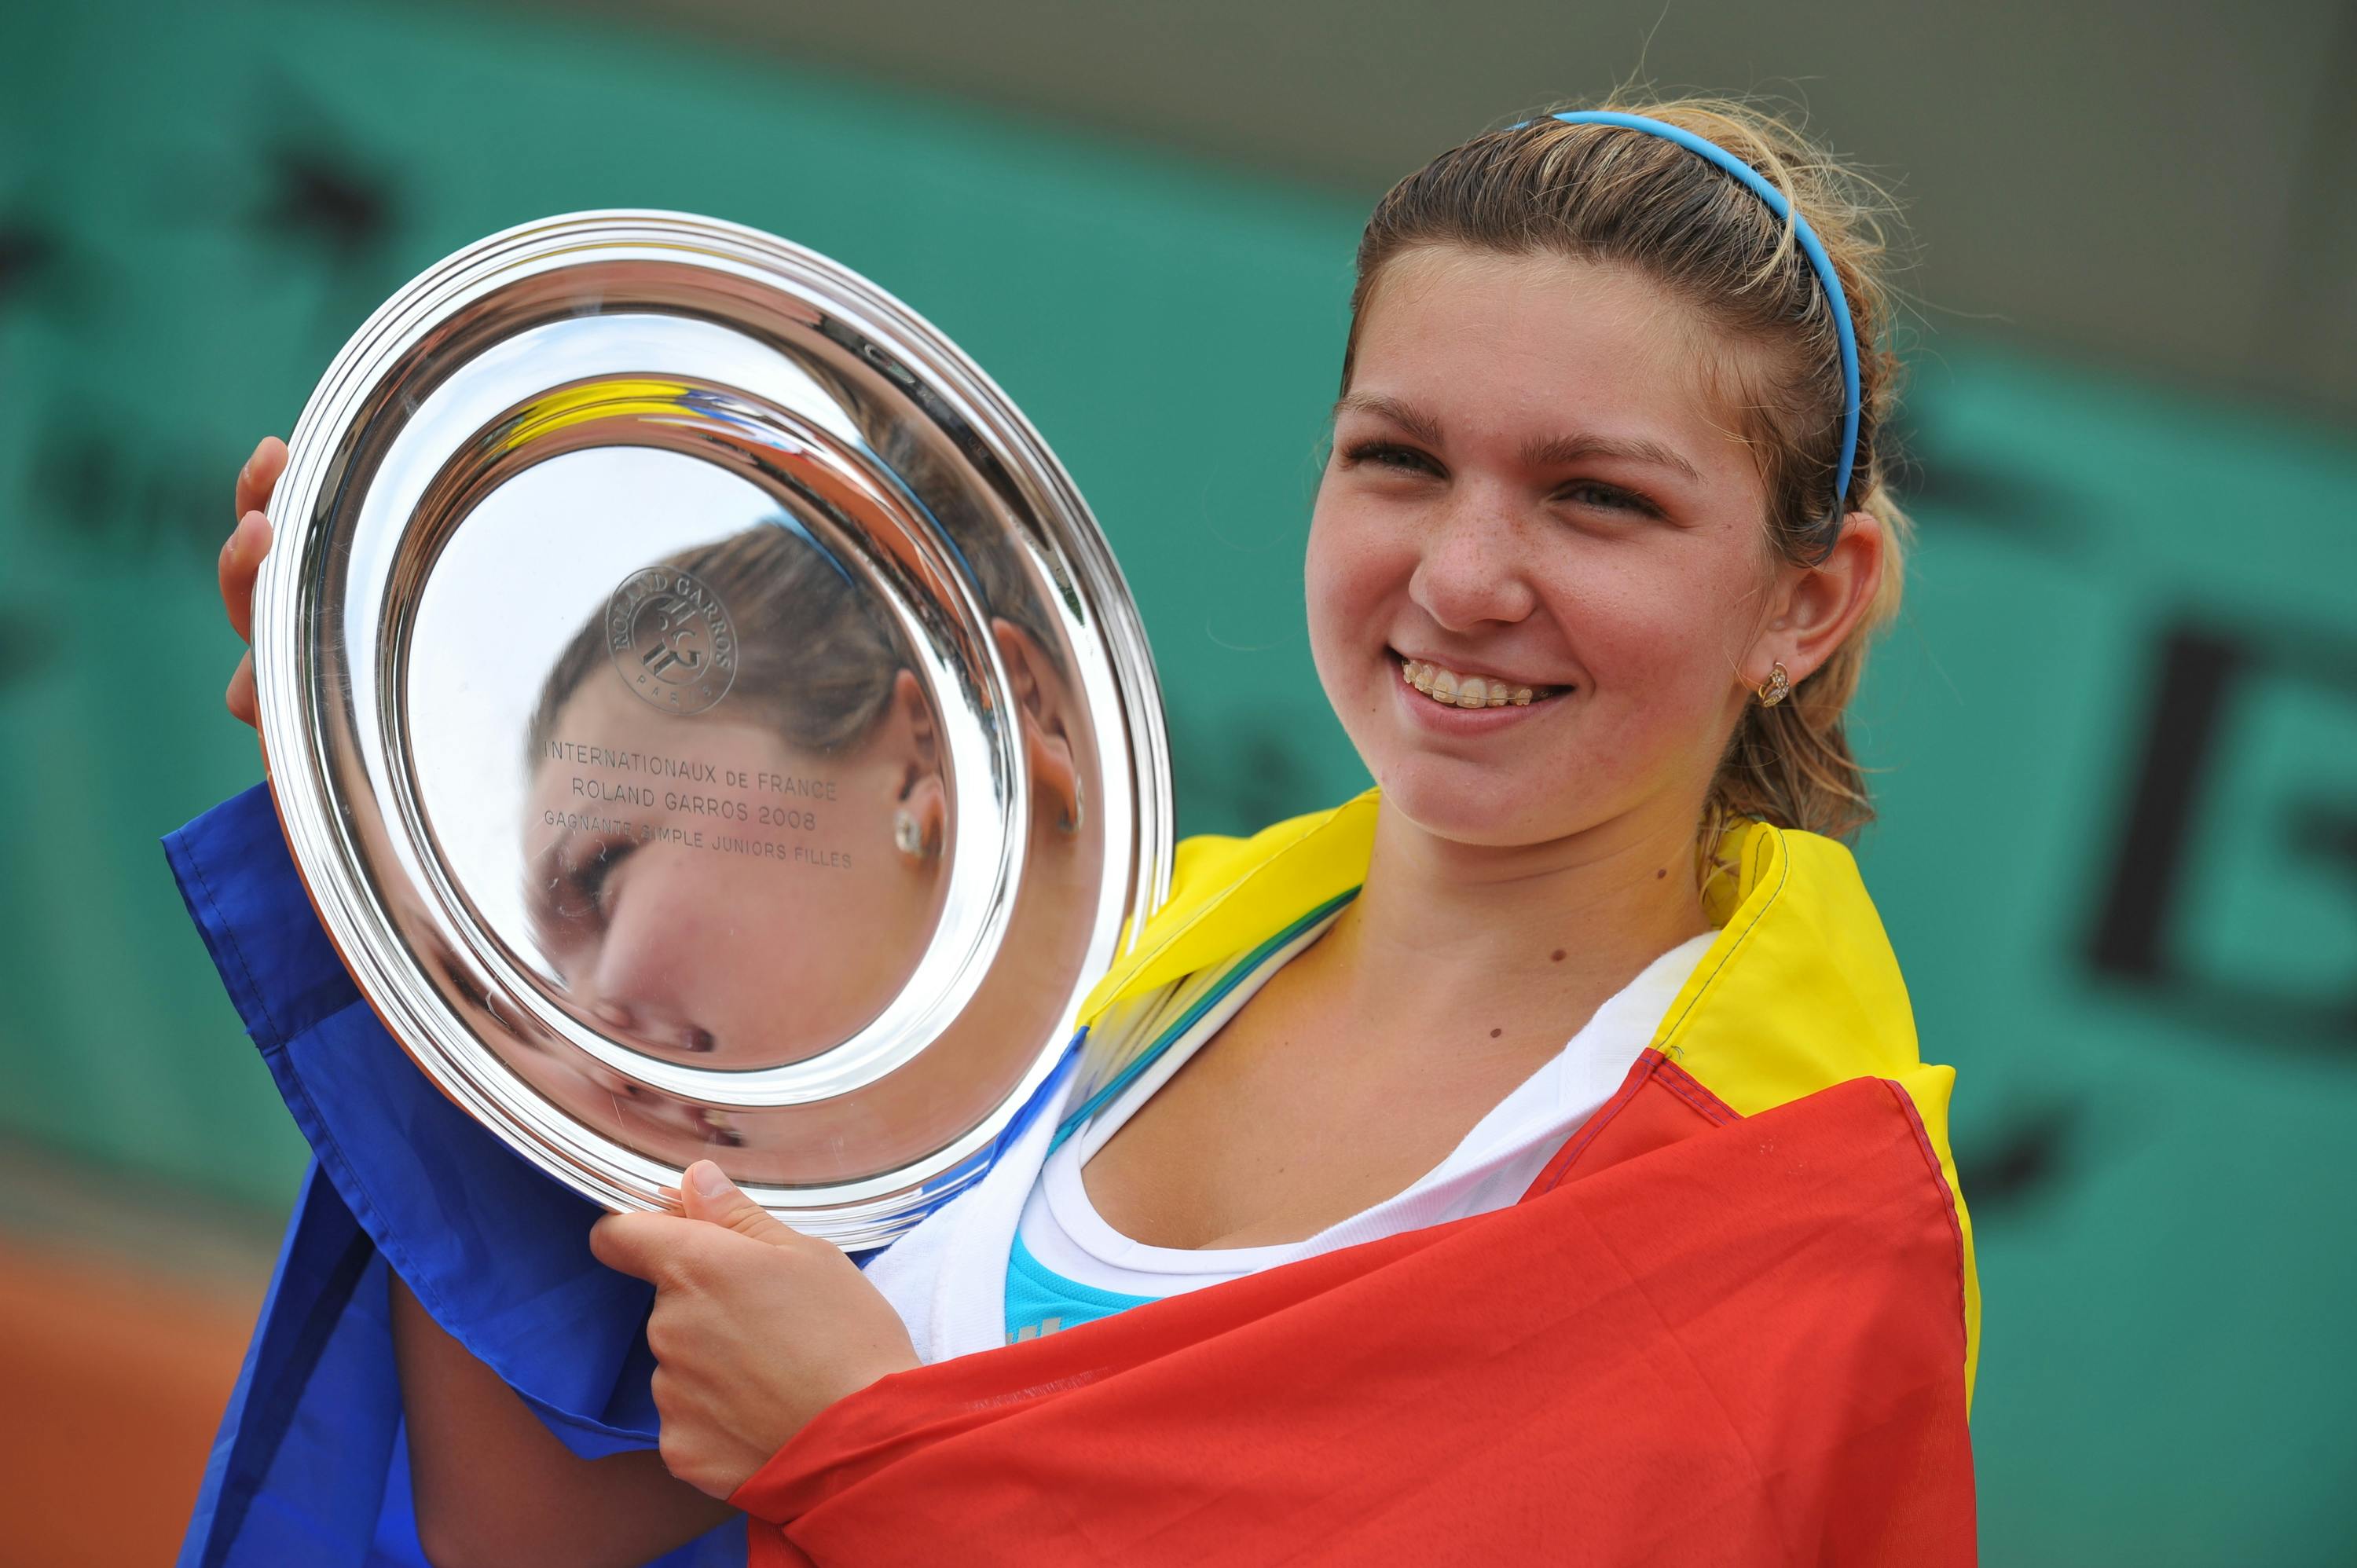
[388,1273,739,1568]
[224,438,736,1566]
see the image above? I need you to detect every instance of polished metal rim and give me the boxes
[254,211,1171,1247]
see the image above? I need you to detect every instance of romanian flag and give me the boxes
[164,783,1975,1566]
[733,790,1979,1564]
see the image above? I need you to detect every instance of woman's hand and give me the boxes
[588,1161,922,1500]
[222,434,286,738]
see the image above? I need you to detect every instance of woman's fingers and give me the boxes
[233,435,287,526]
[226,649,258,730]
[222,438,288,751]
[224,435,287,642]
[219,509,273,645]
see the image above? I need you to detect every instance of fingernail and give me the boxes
[690,1160,731,1199]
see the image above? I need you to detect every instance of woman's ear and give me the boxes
[1744,510,1884,689]
[992,619,1082,834]
[883,670,948,859]
[889,669,938,769]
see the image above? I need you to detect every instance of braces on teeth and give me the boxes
[1399,658,1545,709]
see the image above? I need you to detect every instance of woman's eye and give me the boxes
[1558,481,1662,518]
[1342,440,1439,476]
[556,839,636,925]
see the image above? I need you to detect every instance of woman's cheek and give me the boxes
[1302,515,1369,700]
[1578,603,1739,773]
[1310,502,1406,616]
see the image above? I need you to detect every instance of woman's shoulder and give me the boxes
[1672,815,1926,1105]
[1675,815,1981,1408]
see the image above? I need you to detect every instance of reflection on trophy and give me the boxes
[251,212,1168,1246]
[521,524,955,1070]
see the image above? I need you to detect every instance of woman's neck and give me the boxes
[1307,798,1715,1062]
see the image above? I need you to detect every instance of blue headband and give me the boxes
[1523,110,1861,536]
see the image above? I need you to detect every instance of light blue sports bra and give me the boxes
[1004,1230,1157,1343]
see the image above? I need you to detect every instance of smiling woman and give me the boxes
[182,90,1973,1568]
[748,96,1974,1565]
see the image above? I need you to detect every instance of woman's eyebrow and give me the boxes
[1520,431,1702,484]
[1334,393,1446,449]
[1338,392,1700,484]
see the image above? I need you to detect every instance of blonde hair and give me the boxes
[1342,91,1919,866]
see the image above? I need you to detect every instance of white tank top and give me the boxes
[1014,918,1721,1304]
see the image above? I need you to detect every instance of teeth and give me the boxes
[1399,658,1554,709]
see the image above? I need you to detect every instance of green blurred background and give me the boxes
[2,0,2353,1562]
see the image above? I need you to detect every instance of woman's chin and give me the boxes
[1373,760,1562,848]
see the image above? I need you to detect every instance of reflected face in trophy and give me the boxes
[521,667,948,1067]
[510,522,954,1072]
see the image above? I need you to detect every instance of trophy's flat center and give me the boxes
[606,564,740,716]
[404,441,955,1075]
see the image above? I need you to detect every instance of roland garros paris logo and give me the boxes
[606,566,739,716]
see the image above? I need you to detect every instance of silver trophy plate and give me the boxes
[253,211,1171,1247]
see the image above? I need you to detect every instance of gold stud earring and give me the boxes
[1756,661,1791,708]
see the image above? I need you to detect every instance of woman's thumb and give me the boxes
[680,1160,797,1246]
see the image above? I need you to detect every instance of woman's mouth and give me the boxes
[1396,655,1563,709]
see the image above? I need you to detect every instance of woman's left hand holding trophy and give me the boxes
[214,432,917,1557]
[592,1159,924,1499]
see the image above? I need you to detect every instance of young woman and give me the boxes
[190,95,1978,1567]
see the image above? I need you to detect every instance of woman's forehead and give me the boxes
[1350,247,1748,471]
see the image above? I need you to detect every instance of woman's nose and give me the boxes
[581,852,721,1054]
[1407,490,1538,632]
